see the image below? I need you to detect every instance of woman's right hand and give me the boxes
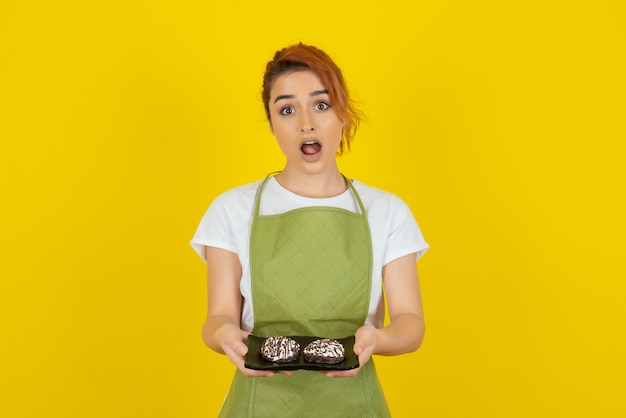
[216,324,284,377]
[204,247,290,377]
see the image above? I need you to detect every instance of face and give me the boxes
[268,70,344,176]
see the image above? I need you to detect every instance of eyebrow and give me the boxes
[273,89,329,104]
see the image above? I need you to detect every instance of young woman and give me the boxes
[191,43,429,417]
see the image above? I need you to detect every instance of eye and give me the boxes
[315,102,330,111]
[279,106,295,116]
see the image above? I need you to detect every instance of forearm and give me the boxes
[372,312,425,356]
[203,247,245,355]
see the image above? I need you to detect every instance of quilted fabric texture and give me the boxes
[221,363,390,418]
[251,208,372,338]
[219,176,390,417]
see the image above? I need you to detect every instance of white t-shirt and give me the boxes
[191,177,429,331]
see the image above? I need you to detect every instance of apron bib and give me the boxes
[219,174,390,417]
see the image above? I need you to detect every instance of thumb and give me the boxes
[226,339,248,357]
[238,331,251,356]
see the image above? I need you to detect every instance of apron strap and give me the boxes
[254,172,369,219]
[253,171,280,217]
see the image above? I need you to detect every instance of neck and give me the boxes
[275,168,348,198]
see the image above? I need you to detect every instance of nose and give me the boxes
[298,109,315,132]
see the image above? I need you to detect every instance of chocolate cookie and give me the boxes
[303,338,345,364]
[259,336,300,363]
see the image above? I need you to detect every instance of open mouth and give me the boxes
[301,140,321,155]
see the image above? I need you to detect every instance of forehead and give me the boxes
[270,70,326,98]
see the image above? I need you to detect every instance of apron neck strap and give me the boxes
[254,172,368,217]
[343,174,368,216]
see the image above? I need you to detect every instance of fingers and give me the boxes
[241,368,276,378]
[327,327,378,378]
[219,327,286,377]
[325,347,371,378]
[325,368,360,378]
[223,340,275,377]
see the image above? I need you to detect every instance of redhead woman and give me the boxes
[191,43,429,417]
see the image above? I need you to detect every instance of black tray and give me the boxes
[245,335,359,371]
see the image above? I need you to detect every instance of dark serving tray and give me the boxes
[244,335,359,371]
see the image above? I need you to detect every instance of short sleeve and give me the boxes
[190,192,239,262]
[382,195,429,265]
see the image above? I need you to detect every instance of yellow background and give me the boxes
[1,1,624,417]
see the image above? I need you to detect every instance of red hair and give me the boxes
[262,43,361,155]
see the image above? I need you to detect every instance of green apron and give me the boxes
[219,174,391,417]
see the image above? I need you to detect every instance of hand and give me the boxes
[325,325,378,378]
[217,324,292,378]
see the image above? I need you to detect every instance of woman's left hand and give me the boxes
[324,325,378,378]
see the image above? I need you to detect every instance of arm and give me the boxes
[368,251,425,354]
[202,246,276,377]
[327,252,425,377]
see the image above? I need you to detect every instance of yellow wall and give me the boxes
[1,1,624,417]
